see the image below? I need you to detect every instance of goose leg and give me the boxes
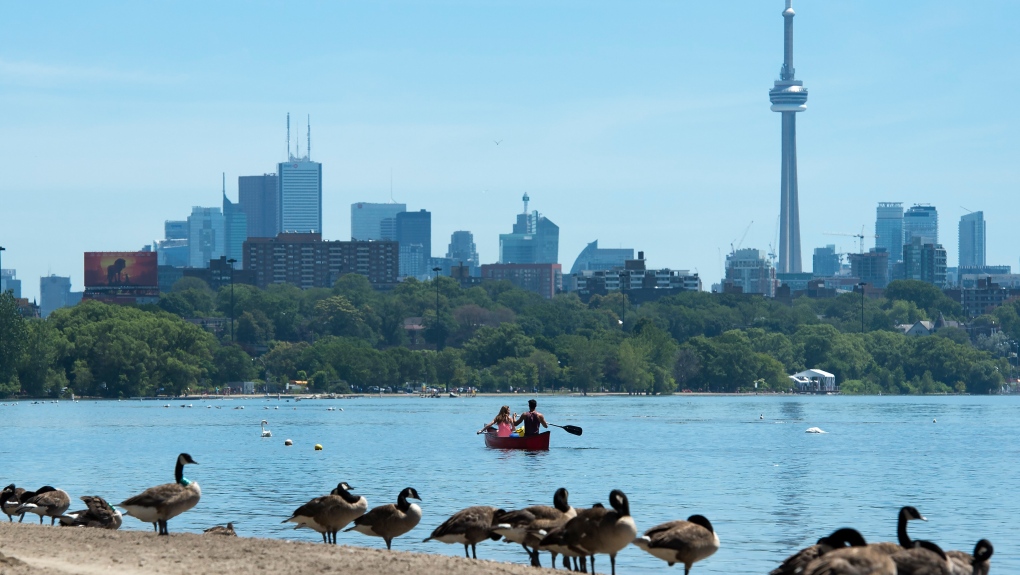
[463,544,470,558]
[321,532,328,544]
[385,538,392,550]
[610,554,617,575]
[472,543,478,559]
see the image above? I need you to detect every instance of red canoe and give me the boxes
[483,431,551,450]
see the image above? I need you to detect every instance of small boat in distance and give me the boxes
[482,431,550,451]
[449,392,459,398]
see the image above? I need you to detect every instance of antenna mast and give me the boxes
[222,172,225,195]
[307,114,311,161]
[286,113,291,160]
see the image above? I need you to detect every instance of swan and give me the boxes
[261,420,272,438]
[118,452,201,535]
[805,427,826,434]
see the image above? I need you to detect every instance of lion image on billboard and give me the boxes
[84,252,158,288]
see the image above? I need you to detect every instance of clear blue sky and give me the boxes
[3,1,1019,301]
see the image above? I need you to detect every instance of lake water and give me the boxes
[2,394,1016,573]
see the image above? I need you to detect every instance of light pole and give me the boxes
[432,266,442,351]
[857,282,866,333]
[0,246,6,293]
[227,258,237,344]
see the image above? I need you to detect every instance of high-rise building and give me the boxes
[481,263,563,299]
[244,233,398,290]
[569,240,634,274]
[724,248,776,297]
[351,202,406,241]
[238,173,279,238]
[277,115,322,234]
[187,206,225,268]
[499,194,559,264]
[223,183,248,269]
[902,237,947,287]
[875,202,904,265]
[770,0,808,274]
[1,269,21,298]
[164,220,188,241]
[155,220,189,267]
[903,204,938,245]
[396,209,432,279]
[446,231,480,276]
[959,211,986,268]
[811,245,840,277]
[849,249,890,288]
[40,275,72,318]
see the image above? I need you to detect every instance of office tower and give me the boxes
[40,275,72,318]
[238,174,279,238]
[812,245,840,277]
[569,240,634,274]
[903,204,938,245]
[875,202,904,266]
[396,209,432,278]
[223,185,248,269]
[164,220,188,241]
[770,0,808,274]
[499,194,559,264]
[446,231,480,276]
[1,269,21,298]
[187,206,225,268]
[277,114,322,234]
[902,237,947,287]
[959,211,986,268]
[849,249,890,288]
[351,202,406,241]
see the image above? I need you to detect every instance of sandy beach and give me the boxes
[0,522,555,575]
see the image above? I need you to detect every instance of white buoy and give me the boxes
[933,418,937,423]
[284,439,293,446]
[805,427,826,434]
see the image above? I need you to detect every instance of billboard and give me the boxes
[84,252,158,289]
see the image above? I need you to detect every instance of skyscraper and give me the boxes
[187,206,225,268]
[875,202,904,265]
[499,194,559,264]
[446,231,480,276]
[1,269,21,298]
[223,178,248,269]
[396,209,432,279]
[770,0,808,274]
[903,204,938,246]
[277,114,322,234]
[959,211,986,268]
[40,275,72,318]
[811,245,840,277]
[351,202,406,241]
[569,241,633,274]
[238,173,279,238]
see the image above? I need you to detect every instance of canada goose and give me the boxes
[423,505,506,559]
[492,487,575,567]
[344,487,422,549]
[869,506,929,555]
[770,527,865,575]
[261,420,272,437]
[890,540,952,575]
[283,482,368,544]
[57,496,122,529]
[15,486,70,525]
[118,452,201,535]
[801,532,895,575]
[1,484,26,522]
[537,503,604,571]
[588,490,637,575]
[632,515,719,574]
[946,539,992,575]
[204,522,237,536]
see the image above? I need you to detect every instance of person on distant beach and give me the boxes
[477,405,516,436]
[513,399,548,437]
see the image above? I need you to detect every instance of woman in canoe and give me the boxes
[477,405,516,437]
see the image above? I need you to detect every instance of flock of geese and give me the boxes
[1,453,994,575]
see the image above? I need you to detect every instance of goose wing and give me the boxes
[352,502,398,531]
[120,483,184,510]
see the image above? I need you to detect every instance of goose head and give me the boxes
[333,482,354,494]
[900,506,926,522]
[608,490,630,516]
[973,539,993,562]
[399,487,421,502]
[818,527,867,548]
[553,488,571,513]
[178,453,199,466]
[686,514,716,535]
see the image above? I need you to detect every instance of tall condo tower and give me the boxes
[769,0,808,274]
[278,113,323,234]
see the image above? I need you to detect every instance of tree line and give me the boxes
[0,276,1014,398]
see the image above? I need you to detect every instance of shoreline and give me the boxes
[0,522,554,575]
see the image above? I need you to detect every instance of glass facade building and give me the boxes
[875,202,904,264]
[277,160,322,234]
[958,211,986,268]
[238,174,279,238]
[351,202,406,241]
[903,204,938,246]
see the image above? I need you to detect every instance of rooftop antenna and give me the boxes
[390,169,395,203]
[222,172,226,197]
[296,120,301,159]
[522,192,530,214]
[286,113,291,160]
[307,114,311,161]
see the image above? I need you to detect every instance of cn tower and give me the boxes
[769,0,808,274]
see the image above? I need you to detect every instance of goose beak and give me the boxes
[919,515,927,521]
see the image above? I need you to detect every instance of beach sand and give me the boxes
[0,522,554,575]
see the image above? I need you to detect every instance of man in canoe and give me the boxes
[513,399,548,437]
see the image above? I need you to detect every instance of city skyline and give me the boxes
[3,1,1020,300]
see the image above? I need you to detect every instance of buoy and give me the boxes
[933,418,937,423]
[285,439,293,446]
[314,444,323,451]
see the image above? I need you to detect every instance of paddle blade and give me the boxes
[558,424,582,436]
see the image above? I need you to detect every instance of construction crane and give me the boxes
[824,225,876,254]
[767,215,779,267]
[731,221,754,254]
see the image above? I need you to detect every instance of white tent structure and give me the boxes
[789,369,837,393]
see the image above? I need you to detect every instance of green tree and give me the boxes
[0,291,28,396]
[462,323,535,368]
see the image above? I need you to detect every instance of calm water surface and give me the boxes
[2,395,1017,574]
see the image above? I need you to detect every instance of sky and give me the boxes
[2,1,1019,301]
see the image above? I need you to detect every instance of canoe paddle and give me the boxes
[550,423,582,436]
